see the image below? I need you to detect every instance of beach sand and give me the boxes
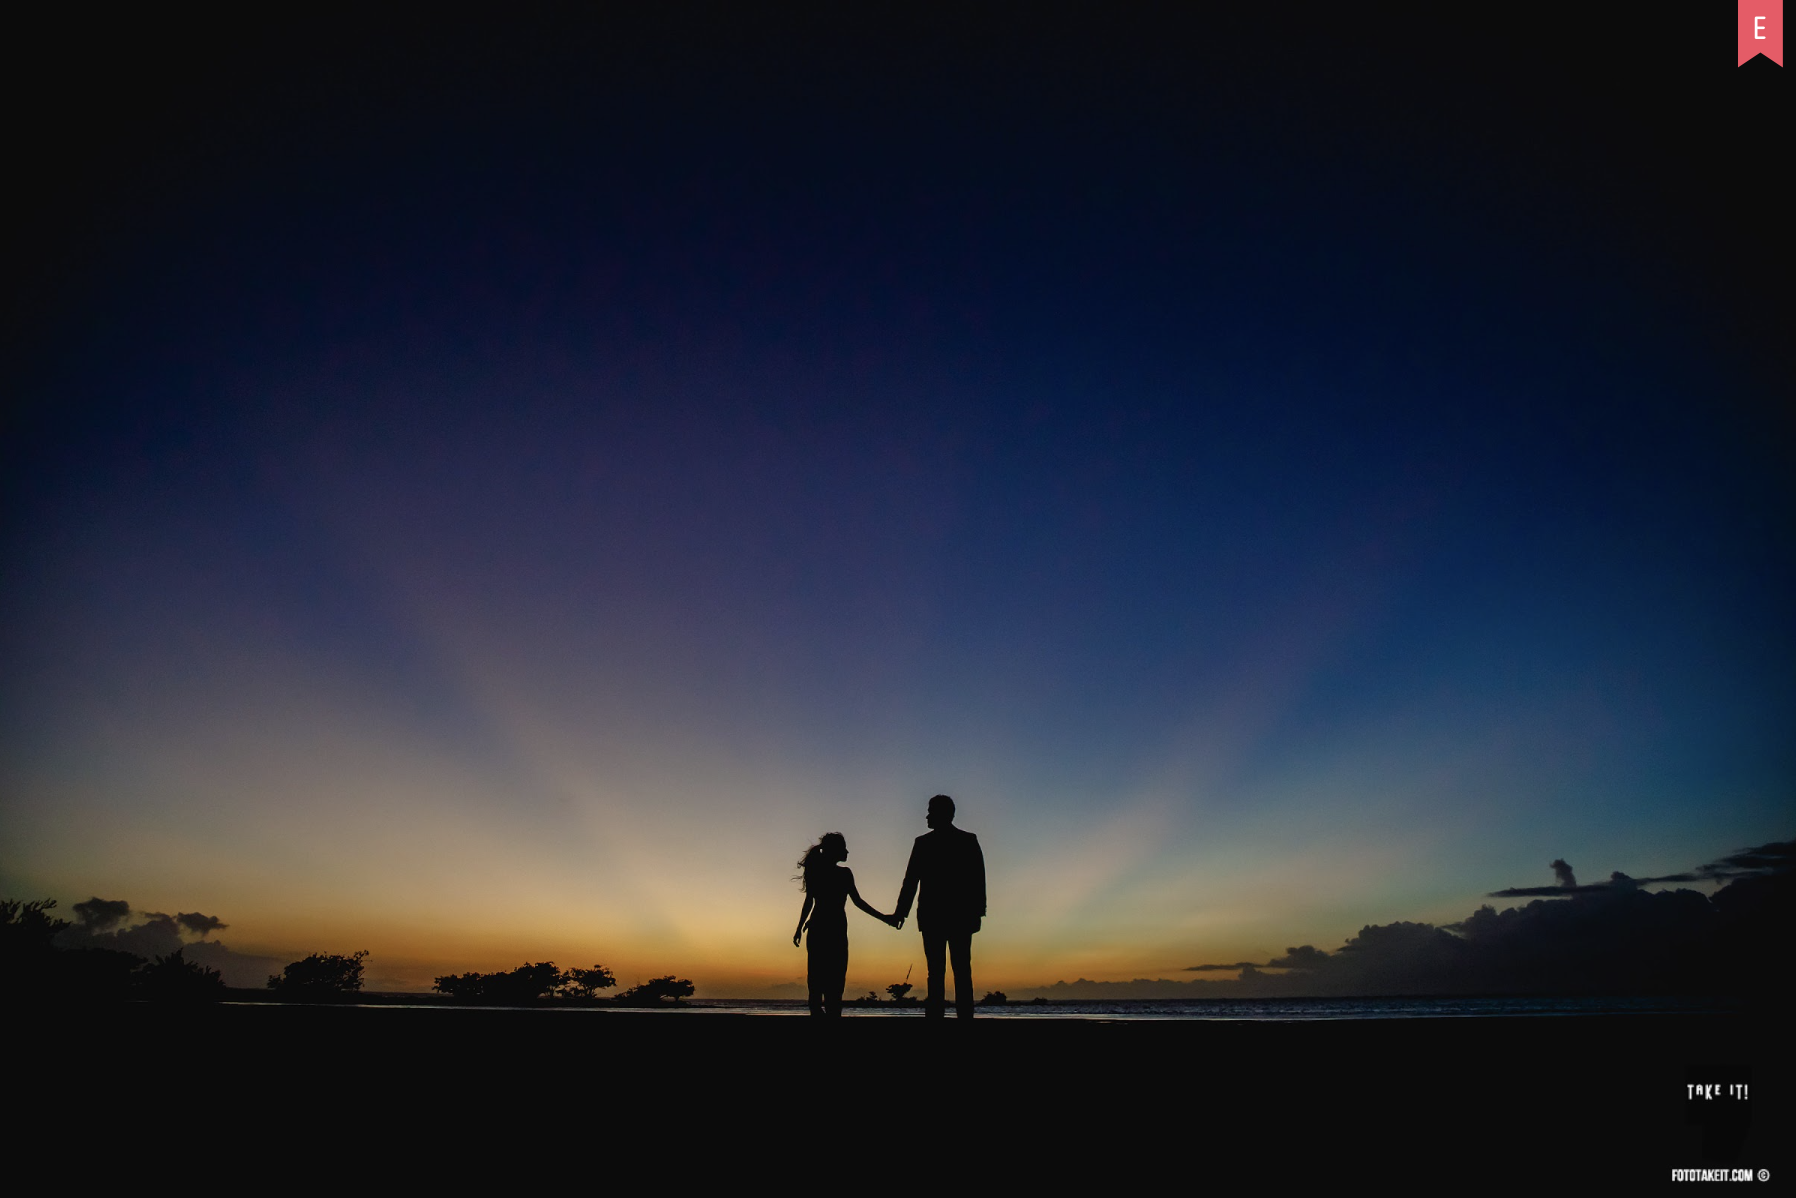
[34,1003,1783,1184]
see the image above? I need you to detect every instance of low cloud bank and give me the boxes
[1490,842,1792,898]
[1013,839,1793,1000]
[56,899,281,988]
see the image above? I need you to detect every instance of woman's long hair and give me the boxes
[796,832,846,892]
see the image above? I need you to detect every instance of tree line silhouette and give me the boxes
[2,899,225,1001]
[429,961,692,1005]
[2,898,691,1006]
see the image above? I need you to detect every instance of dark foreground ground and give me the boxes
[30,1004,1785,1186]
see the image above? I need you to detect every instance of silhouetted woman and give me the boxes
[793,832,899,1017]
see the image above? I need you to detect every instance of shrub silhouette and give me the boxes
[268,950,369,999]
[2,899,146,1001]
[435,962,558,1003]
[2,898,74,1000]
[560,964,617,1000]
[1,898,69,947]
[615,975,694,1005]
[433,961,618,1004]
[136,949,224,1001]
[63,947,145,1001]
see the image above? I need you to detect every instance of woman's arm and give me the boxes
[793,895,814,947]
[846,870,900,927]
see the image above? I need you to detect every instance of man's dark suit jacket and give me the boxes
[895,825,986,932]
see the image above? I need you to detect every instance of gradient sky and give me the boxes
[4,11,1789,994]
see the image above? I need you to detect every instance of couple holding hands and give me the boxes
[793,794,986,1018]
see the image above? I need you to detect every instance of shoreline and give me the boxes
[210,987,1761,1011]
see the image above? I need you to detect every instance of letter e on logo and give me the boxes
[1739,0,1785,64]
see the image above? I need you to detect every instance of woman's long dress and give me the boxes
[806,866,851,1016]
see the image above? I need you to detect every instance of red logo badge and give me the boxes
[1739,0,1784,65]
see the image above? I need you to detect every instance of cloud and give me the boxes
[1491,841,1796,898]
[1168,837,1793,997]
[1266,945,1331,970]
[1185,961,1262,972]
[1493,858,1585,895]
[1184,945,1330,973]
[72,897,132,932]
[1491,869,1644,897]
[1696,840,1795,880]
[54,899,270,986]
[175,912,227,937]
[181,940,287,989]
[108,913,185,958]
[59,904,180,957]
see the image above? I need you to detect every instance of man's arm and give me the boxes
[974,835,986,920]
[894,838,922,922]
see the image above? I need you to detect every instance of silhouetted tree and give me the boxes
[502,961,563,1002]
[433,965,557,1004]
[615,975,694,1005]
[3,897,65,969]
[268,951,369,999]
[432,971,487,1002]
[3,898,65,999]
[559,964,617,1000]
[61,947,145,1001]
[434,962,545,1005]
[885,981,913,1002]
[434,961,616,1004]
[1,898,69,946]
[3,897,154,1001]
[2,898,122,1001]
[136,949,224,1001]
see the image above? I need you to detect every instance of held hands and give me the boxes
[886,913,905,929]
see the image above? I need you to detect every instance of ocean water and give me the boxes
[679,994,1740,1019]
[286,993,1745,1018]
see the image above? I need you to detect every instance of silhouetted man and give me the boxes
[893,794,986,1019]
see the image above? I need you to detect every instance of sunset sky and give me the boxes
[4,11,1787,995]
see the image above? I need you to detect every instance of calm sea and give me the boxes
[680,995,1739,1019]
[302,993,1743,1018]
